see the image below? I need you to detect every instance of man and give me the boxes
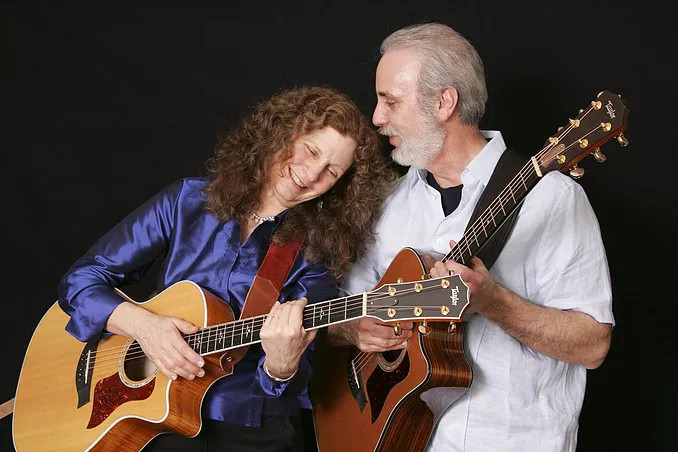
[328,23,614,451]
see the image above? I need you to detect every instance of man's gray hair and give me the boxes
[380,23,487,125]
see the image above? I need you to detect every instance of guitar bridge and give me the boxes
[75,339,98,408]
[347,347,367,412]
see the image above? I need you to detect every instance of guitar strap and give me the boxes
[425,149,530,437]
[465,147,527,269]
[239,237,304,319]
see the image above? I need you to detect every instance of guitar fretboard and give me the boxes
[183,294,366,356]
[443,160,540,265]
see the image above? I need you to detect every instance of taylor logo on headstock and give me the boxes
[450,286,460,306]
[605,101,616,119]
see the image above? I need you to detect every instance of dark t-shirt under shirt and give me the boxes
[426,171,463,217]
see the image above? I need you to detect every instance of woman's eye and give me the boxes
[306,145,317,156]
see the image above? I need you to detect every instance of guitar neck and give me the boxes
[443,158,540,265]
[183,293,366,356]
[445,91,630,266]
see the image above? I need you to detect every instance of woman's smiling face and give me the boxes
[267,126,356,210]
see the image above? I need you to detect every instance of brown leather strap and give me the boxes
[0,398,14,420]
[240,238,304,319]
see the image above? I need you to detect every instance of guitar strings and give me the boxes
[353,110,606,375]
[88,128,580,370]
[88,293,445,367]
[445,114,592,263]
[86,110,609,372]
[85,284,453,367]
[87,278,457,361]
[445,107,601,264]
[88,288,402,361]
[456,120,601,261]
[87,128,587,369]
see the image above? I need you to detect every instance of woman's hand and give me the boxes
[106,302,205,381]
[260,298,317,380]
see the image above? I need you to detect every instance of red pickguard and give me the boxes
[87,373,155,429]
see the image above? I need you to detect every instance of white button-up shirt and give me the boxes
[342,131,614,452]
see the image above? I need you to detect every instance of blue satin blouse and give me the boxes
[57,178,338,427]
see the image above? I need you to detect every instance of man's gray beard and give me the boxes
[390,119,445,169]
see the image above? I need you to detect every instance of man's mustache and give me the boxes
[379,126,397,137]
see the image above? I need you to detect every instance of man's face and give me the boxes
[373,50,444,169]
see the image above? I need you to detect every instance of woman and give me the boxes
[58,86,396,450]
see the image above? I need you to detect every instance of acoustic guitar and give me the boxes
[311,91,630,452]
[12,273,469,451]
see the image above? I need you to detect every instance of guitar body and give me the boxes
[312,248,473,452]
[13,281,237,452]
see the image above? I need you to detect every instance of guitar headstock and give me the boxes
[367,275,470,322]
[535,90,629,178]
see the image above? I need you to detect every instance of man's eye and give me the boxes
[328,169,338,177]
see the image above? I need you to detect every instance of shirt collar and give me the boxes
[407,130,507,189]
[464,130,507,188]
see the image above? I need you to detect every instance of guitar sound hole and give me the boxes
[381,349,403,364]
[123,341,157,382]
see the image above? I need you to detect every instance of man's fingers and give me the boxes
[431,259,466,278]
[469,255,487,271]
[360,339,409,353]
[431,261,448,278]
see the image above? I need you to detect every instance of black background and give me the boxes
[1,1,676,451]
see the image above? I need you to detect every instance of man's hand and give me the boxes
[430,240,498,317]
[430,240,612,369]
[260,298,317,380]
[327,318,413,352]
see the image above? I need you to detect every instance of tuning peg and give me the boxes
[570,166,585,179]
[617,133,629,147]
[394,324,402,337]
[418,321,432,336]
[593,148,607,163]
[448,323,457,335]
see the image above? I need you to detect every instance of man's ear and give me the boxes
[434,86,458,122]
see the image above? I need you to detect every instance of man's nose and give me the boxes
[372,103,387,127]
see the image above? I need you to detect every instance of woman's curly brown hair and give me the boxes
[204,86,397,276]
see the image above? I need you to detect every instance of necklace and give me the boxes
[251,211,276,225]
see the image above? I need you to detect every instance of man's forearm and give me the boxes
[326,324,353,347]
[482,285,612,369]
